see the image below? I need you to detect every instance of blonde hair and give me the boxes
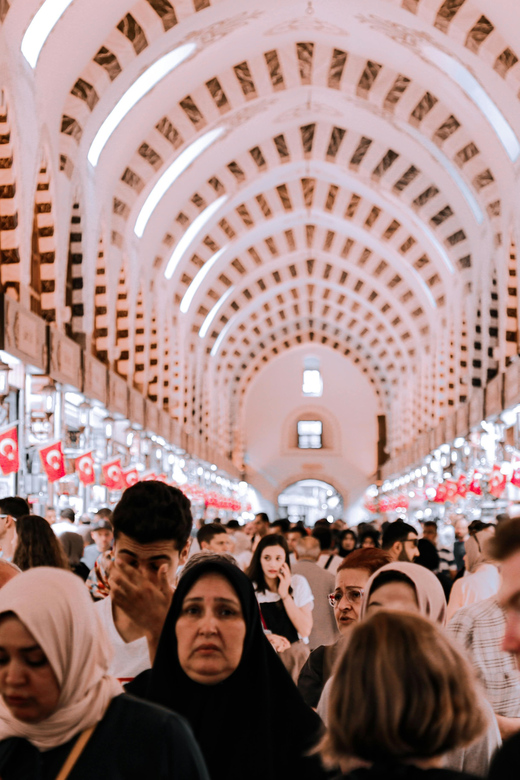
[321,611,487,765]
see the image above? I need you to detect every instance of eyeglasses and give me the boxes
[328,587,364,608]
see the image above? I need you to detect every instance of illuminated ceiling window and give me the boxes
[297,420,323,450]
[302,356,322,397]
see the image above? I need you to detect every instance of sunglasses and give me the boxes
[328,587,364,608]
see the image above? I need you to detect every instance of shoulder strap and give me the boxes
[55,724,96,780]
[324,555,334,570]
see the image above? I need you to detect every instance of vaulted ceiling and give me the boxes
[1,0,520,505]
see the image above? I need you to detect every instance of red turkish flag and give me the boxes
[141,472,157,482]
[75,452,95,486]
[0,423,19,475]
[434,483,447,503]
[39,440,66,482]
[511,465,520,488]
[123,467,139,488]
[489,466,506,498]
[456,474,468,498]
[101,459,125,490]
[469,473,482,495]
[445,480,458,502]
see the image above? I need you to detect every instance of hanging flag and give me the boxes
[39,440,66,482]
[488,466,507,498]
[75,451,95,486]
[445,480,458,502]
[434,483,447,503]
[123,467,139,488]
[456,474,468,498]
[0,422,19,475]
[101,459,125,490]
[468,472,482,495]
[511,465,520,488]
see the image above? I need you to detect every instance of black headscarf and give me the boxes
[146,558,325,780]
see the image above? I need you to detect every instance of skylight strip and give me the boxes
[180,246,228,314]
[21,0,74,68]
[423,45,520,162]
[200,286,236,339]
[164,196,228,280]
[134,127,225,239]
[88,44,196,167]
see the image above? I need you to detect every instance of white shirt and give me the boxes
[446,563,501,623]
[254,573,314,610]
[52,521,82,536]
[317,553,342,575]
[95,596,151,683]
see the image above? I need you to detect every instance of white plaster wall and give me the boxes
[243,344,379,511]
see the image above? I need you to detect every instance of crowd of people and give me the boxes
[0,487,518,778]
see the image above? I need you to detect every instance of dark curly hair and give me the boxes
[13,515,69,571]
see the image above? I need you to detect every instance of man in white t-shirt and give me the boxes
[97,481,192,682]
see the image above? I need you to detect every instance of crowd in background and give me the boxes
[0,490,518,778]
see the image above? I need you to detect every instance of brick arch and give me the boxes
[31,156,58,322]
[93,235,109,362]
[66,199,86,343]
[0,95,23,300]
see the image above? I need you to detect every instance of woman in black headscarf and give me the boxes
[140,557,326,780]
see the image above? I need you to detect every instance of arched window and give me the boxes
[297,420,322,449]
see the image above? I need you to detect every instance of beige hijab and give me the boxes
[464,527,495,574]
[0,567,122,750]
[360,561,447,626]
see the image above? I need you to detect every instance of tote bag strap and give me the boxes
[55,724,96,780]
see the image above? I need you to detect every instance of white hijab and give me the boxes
[0,567,122,750]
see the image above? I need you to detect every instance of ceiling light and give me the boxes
[164,195,228,280]
[88,43,196,167]
[423,45,520,162]
[21,0,74,68]
[134,127,225,238]
[200,286,236,340]
[180,246,228,314]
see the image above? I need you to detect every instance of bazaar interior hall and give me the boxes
[1,0,520,523]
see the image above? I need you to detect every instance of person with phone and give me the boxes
[246,534,313,681]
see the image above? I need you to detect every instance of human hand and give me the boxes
[277,562,292,599]
[109,558,173,642]
[266,633,291,653]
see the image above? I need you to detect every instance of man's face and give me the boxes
[0,515,13,542]
[393,533,419,562]
[253,517,268,536]
[286,531,302,552]
[422,526,437,545]
[113,532,187,588]
[455,520,468,541]
[91,529,113,553]
[202,533,233,553]
[499,549,520,658]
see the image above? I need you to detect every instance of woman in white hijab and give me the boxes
[446,527,499,623]
[0,567,209,780]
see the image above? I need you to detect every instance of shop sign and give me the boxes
[0,295,46,370]
[145,399,160,435]
[504,359,520,407]
[48,328,82,389]
[83,353,108,406]
[129,388,145,428]
[108,371,128,417]
[485,373,503,418]
[469,388,484,428]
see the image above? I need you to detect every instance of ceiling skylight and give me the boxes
[180,246,228,314]
[88,44,196,167]
[21,0,74,68]
[423,45,520,162]
[164,196,228,280]
[134,127,225,239]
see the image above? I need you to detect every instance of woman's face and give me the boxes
[366,581,419,615]
[0,616,60,723]
[341,534,356,552]
[176,572,246,685]
[361,536,376,548]
[260,545,286,580]
[332,568,370,636]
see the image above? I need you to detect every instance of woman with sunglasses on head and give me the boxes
[298,548,391,709]
[246,534,314,681]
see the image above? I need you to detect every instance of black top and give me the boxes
[339,765,479,780]
[488,731,520,779]
[298,640,345,709]
[141,557,328,780]
[0,693,209,780]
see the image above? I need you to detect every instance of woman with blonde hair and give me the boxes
[321,610,487,779]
